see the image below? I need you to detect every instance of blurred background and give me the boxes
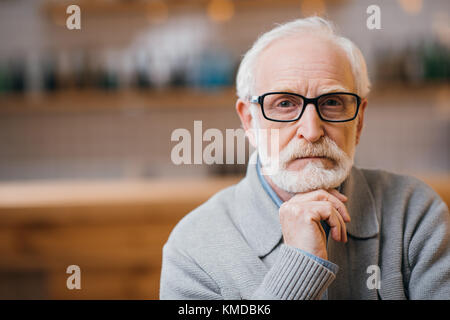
[0,0,448,299]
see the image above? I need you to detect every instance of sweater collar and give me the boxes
[234,152,380,258]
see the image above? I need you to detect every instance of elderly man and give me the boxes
[160,17,450,299]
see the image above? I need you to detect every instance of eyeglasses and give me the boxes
[250,92,361,123]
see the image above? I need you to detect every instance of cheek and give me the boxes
[258,120,296,157]
[327,124,358,155]
[261,119,297,155]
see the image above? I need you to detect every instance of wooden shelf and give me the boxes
[0,83,447,115]
[0,175,241,217]
[0,87,237,114]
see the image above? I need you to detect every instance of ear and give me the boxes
[236,98,258,148]
[355,98,368,145]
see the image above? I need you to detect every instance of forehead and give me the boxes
[254,34,355,94]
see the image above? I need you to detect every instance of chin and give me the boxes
[269,161,352,193]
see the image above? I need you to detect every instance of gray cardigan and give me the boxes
[160,156,450,299]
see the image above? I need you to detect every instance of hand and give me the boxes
[279,189,351,261]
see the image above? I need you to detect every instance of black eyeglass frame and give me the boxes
[250,91,362,123]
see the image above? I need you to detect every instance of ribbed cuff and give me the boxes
[261,244,336,300]
[295,248,339,274]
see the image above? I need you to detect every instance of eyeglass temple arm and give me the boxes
[249,96,259,104]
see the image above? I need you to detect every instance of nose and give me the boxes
[295,103,324,143]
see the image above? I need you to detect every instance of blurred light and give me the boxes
[146,0,169,24]
[300,0,326,17]
[207,0,235,23]
[397,0,422,15]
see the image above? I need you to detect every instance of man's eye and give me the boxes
[278,100,295,108]
[323,98,342,106]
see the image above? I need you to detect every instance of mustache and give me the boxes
[281,136,341,162]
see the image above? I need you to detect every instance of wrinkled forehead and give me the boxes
[253,34,355,94]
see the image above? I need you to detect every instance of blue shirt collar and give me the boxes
[256,157,283,208]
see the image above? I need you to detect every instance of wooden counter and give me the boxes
[0,176,241,299]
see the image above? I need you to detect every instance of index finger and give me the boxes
[327,189,351,223]
[291,189,351,223]
[328,188,348,203]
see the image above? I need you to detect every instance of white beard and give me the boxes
[259,135,354,193]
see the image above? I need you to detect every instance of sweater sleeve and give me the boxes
[160,243,223,300]
[296,247,339,274]
[251,244,337,300]
[406,196,450,299]
[161,242,337,300]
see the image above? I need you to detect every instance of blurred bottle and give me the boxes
[189,49,234,89]
[423,40,450,82]
[402,42,424,85]
[0,62,11,94]
[98,49,119,90]
[9,58,26,93]
[55,50,73,90]
[134,49,152,89]
[23,52,44,93]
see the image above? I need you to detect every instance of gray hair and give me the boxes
[236,16,371,100]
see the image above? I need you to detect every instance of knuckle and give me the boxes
[324,201,334,211]
[279,203,299,219]
[302,210,316,223]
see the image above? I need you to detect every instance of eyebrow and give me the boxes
[317,85,350,95]
[267,85,351,96]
